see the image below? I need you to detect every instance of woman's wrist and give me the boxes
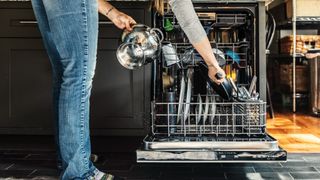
[98,0,116,19]
[106,7,120,21]
[105,6,115,16]
[206,60,219,69]
[207,64,217,69]
[97,0,119,21]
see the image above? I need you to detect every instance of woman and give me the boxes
[31,0,225,179]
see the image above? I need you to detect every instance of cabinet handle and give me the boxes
[19,20,38,24]
[18,21,112,25]
[98,21,113,25]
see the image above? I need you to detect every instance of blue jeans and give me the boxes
[31,0,99,179]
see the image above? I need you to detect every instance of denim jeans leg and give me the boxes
[31,0,99,179]
[31,0,63,168]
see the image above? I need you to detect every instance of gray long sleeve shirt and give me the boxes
[168,0,207,44]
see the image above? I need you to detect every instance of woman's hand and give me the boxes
[208,65,226,85]
[108,9,136,31]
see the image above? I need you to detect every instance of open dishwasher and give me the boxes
[136,1,287,163]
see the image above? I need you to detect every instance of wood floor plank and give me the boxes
[267,113,320,153]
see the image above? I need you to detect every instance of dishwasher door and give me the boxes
[136,134,287,163]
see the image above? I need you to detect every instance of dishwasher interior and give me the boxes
[137,3,287,163]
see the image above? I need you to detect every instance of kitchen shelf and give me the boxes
[268,53,305,58]
[277,19,320,30]
[267,1,320,112]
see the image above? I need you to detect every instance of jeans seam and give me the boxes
[80,0,89,174]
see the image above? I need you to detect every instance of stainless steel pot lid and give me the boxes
[116,43,144,70]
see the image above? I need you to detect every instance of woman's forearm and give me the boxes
[193,38,220,68]
[98,0,117,20]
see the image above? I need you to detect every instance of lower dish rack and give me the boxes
[136,100,287,163]
[151,99,267,137]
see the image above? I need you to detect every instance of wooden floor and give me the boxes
[267,112,320,153]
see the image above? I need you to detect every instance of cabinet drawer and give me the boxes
[0,9,40,38]
[0,2,151,38]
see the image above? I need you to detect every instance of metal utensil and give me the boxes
[165,91,177,135]
[229,77,238,93]
[248,75,257,96]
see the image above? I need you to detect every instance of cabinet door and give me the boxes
[89,4,152,135]
[90,39,151,135]
[0,38,54,134]
[0,41,9,129]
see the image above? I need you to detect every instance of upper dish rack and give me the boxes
[162,12,248,28]
[162,41,249,69]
